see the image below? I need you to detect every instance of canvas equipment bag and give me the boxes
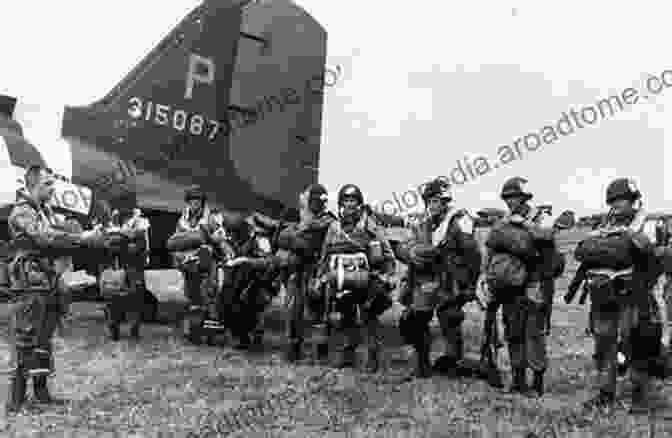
[485,252,528,291]
[584,269,633,309]
[409,243,440,270]
[326,253,370,291]
[276,224,318,255]
[574,231,635,270]
[485,222,537,261]
[166,230,206,252]
[99,257,127,299]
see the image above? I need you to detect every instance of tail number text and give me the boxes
[128,97,226,141]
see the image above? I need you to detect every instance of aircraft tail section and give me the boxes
[62,0,325,221]
[62,0,247,207]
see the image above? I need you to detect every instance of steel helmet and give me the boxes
[606,178,641,204]
[305,183,329,204]
[337,184,364,206]
[500,177,533,200]
[184,185,206,202]
[421,178,452,202]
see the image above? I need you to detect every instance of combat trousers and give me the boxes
[591,296,660,397]
[335,278,392,356]
[286,264,314,347]
[663,274,672,343]
[105,255,145,338]
[9,289,63,377]
[499,281,548,372]
[184,270,205,307]
[541,278,555,334]
[408,277,468,365]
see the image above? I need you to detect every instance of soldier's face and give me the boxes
[342,197,359,210]
[188,199,202,211]
[503,196,525,212]
[426,196,449,217]
[608,198,634,215]
[34,171,55,202]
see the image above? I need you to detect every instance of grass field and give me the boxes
[0,229,671,437]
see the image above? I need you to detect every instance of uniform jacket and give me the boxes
[8,188,82,289]
[497,203,558,281]
[593,208,660,308]
[319,211,396,278]
[246,209,336,271]
[397,208,481,293]
[172,203,219,265]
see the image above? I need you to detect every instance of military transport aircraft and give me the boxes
[0,0,327,271]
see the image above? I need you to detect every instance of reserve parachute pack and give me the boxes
[325,252,370,291]
[574,230,635,270]
[166,230,207,252]
[408,243,441,270]
[277,222,329,257]
[485,252,528,291]
[485,222,537,261]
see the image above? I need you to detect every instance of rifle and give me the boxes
[478,299,504,387]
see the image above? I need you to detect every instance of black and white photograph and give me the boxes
[0,1,671,436]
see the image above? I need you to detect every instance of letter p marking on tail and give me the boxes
[185,53,215,99]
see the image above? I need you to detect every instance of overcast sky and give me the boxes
[0,1,670,216]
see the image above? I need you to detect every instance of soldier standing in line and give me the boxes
[317,184,397,371]
[580,178,662,413]
[172,185,217,312]
[655,216,672,348]
[5,165,98,414]
[103,207,150,340]
[484,177,562,396]
[395,178,482,379]
[239,184,336,361]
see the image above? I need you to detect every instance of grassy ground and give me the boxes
[0,230,672,437]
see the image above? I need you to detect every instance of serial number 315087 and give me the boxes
[128,97,229,140]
